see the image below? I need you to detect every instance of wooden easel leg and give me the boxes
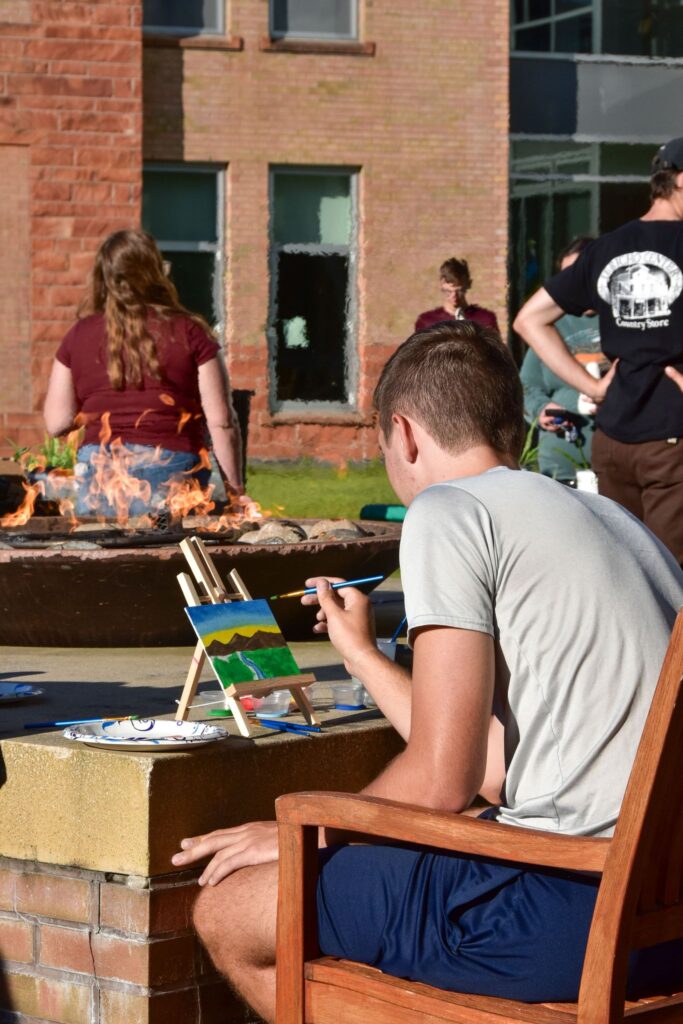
[224,693,252,738]
[177,641,206,721]
[291,685,319,727]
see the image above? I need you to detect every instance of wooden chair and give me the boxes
[275,609,683,1024]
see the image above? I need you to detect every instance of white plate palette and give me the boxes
[63,718,229,752]
[0,682,45,704]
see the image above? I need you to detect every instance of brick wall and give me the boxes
[0,0,142,456]
[1,1,509,465]
[144,0,510,462]
[0,856,251,1024]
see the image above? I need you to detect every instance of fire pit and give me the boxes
[0,516,400,645]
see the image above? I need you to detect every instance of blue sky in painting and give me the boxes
[185,599,280,642]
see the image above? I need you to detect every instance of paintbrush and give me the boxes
[270,574,385,600]
[24,715,139,730]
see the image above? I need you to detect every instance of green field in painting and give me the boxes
[211,647,300,688]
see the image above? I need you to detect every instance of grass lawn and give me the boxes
[246,459,401,520]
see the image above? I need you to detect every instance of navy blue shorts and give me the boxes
[317,842,683,1002]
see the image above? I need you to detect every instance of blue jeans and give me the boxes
[75,443,211,517]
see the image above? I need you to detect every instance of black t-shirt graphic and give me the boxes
[546,220,683,442]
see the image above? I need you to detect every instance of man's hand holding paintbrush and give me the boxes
[302,577,413,740]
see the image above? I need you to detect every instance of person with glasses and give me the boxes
[415,257,500,335]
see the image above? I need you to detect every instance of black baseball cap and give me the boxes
[652,137,683,172]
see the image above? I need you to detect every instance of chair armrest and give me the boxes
[276,791,609,873]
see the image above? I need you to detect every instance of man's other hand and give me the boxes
[538,404,567,431]
[171,821,278,887]
[665,365,683,393]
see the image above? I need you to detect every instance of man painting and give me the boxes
[173,322,683,1021]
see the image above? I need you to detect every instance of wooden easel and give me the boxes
[176,536,318,738]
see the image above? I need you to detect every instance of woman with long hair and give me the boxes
[44,229,245,516]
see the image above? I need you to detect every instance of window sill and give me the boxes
[269,411,374,427]
[143,33,244,52]
[259,37,376,56]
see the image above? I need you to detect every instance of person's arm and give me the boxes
[519,349,568,432]
[171,616,495,885]
[514,289,616,402]
[361,623,493,811]
[197,356,244,495]
[665,365,683,393]
[44,359,78,436]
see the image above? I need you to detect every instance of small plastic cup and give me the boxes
[253,690,291,718]
[377,639,398,661]
[576,470,599,494]
[331,682,365,710]
[350,639,399,702]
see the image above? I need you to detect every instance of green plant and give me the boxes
[6,434,79,473]
[518,419,540,472]
[554,439,590,473]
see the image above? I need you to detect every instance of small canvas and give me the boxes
[185,599,300,690]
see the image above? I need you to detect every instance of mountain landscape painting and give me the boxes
[185,600,300,689]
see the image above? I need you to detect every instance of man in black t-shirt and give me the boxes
[514,137,683,566]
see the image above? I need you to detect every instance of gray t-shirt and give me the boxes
[401,467,683,837]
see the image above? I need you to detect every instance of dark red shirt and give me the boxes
[414,305,500,335]
[56,312,219,452]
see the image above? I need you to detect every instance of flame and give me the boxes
[1,481,44,527]
[159,393,175,406]
[134,409,153,429]
[335,459,348,480]
[177,410,191,434]
[82,437,160,526]
[99,411,113,446]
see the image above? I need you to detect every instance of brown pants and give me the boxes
[592,429,683,566]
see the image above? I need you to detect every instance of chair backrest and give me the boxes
[578,608,683,1023]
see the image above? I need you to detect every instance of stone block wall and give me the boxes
[0,0,142,455]
[0,856,250,1024]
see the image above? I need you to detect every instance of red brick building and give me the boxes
[0,1,510,463]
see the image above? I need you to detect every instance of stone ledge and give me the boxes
[0,713,403,876]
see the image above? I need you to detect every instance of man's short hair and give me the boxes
[650,137,683,201]
[373,321,526,459]
[439,257,472,291]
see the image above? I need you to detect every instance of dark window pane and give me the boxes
[599,182,651,233]
[515,23,552,49]
[554,12,592,52]
[273,173,351,246]
[274,252,348,403]
[161,250,218,325]
[143,0,220,32]
[272,0,354,38]
[143,171,217,244]
[600,143,655,177]
[513,0,526,24]
[556,0,591,12]
[528,0,551,19]
[602,0,683,57]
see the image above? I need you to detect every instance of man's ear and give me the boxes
[676,170,683,191]
[392,413,418,463]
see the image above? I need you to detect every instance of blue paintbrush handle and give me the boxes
[257,719,321,734]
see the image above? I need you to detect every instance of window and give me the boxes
[512,0,683,56]
[142,165,224,329]
[513,0,593,53]
[509,141,651,316]
[270,0,357,40]
[143,0,223,35]
[269,168,357,410]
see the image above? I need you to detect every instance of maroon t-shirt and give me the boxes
[56,312,219,452]
[414,305,500,334]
